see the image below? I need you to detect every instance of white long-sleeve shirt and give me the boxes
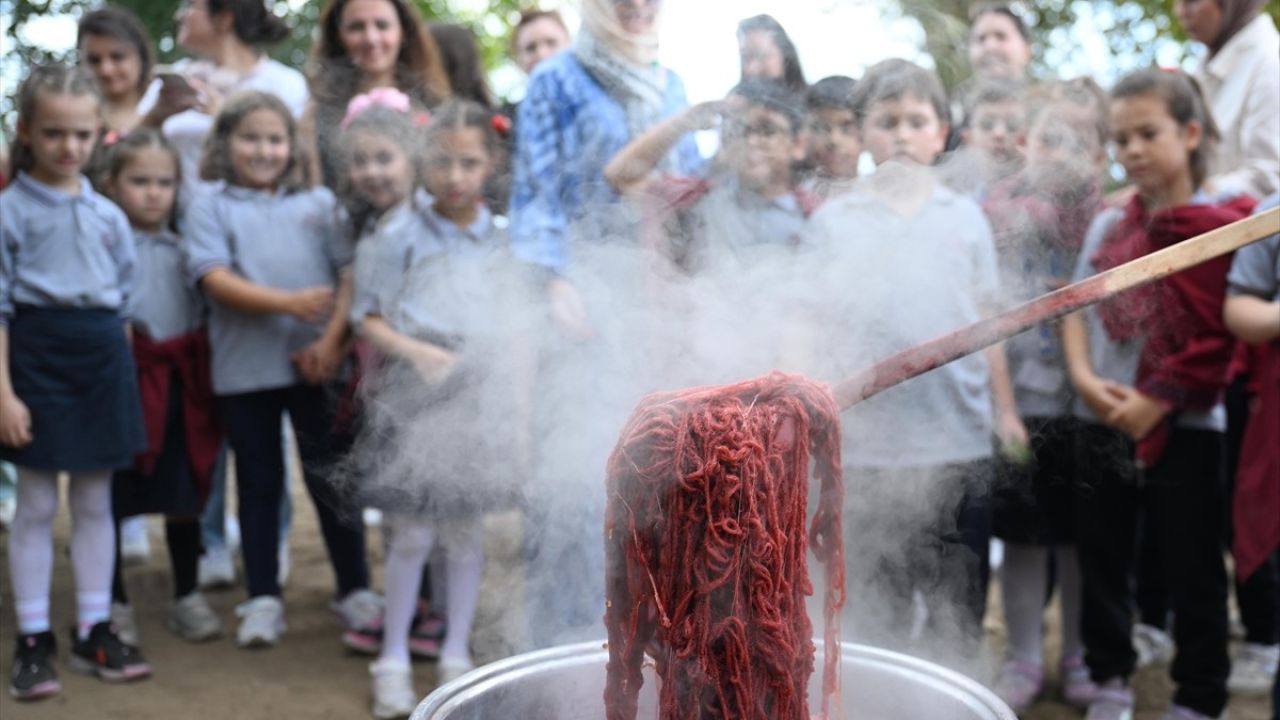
[1196,13,1280,200]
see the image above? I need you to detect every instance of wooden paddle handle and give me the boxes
[831,206,1280,411]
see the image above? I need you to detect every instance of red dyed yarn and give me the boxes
[604,371,846,720]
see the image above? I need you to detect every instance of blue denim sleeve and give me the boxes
[510,70,572,273]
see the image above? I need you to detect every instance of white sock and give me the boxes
[1055,545,1086,659]
[379,516,433,667]
[68,471,116,639]
[8,467,58,634]
[1000,542,1047,665]
[76,591,111,639]
[440,518,484,665]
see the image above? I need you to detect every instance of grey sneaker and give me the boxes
[110,602,139,647]
[168,592,223,642]
[1227,642,1279,695]
[332,589,383,632]
[1085,680,1134,720]
[235,596,285,648]
[1133,623,1175,667]
[198,546,236,590]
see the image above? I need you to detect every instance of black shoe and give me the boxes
[9,631,61,701]
[68,622,152,682]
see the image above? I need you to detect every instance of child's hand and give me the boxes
[548,278,593,340]
[1105,387,1169,441]
[1076,374,1127,420]
[408,343,457,385]
[995,410,1030,462]
[684,97,743,132]
[292,335,345,384]
[0,392,33,448]
[286,287,335,323]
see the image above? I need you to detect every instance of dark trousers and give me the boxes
[1226,377,1280,645]
[1075,423,1229,717]
[219,384,368,599]
[846,460,992,651]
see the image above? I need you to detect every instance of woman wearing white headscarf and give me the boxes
[510,0,701,294]
[1177,0,1279,199]
[511,0,702,650]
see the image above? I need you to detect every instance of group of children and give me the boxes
[1,13,1278,720]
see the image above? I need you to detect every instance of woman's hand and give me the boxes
[995,409,1030,461]
[1105,387,1170,441]
[0,392,33,448]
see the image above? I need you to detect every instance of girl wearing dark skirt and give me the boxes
[96,129,225,645]
[0,65,151,701]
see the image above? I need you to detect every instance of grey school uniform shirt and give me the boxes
[132,229,203,342]
[0,173,136,326]
[805,182,999,468]
[185,184,351,395]
[1070,202,1225,430]
[1227,194,1280,301]
[680,178,809,272]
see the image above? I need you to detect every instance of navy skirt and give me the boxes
[1,306,146,472]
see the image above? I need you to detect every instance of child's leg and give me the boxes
[67,471,116,638]
[381,517,433,666]
[1055,544,1086,659]
[165,517,201,600]
[219,389,287,598]
[200,446,228,550]
[440,517,484,665]
[8,468,59,634]
[1073,424,1140,685]
[1001,543,1048,664]
[286,385,368,597]
[1149,429,1230,717]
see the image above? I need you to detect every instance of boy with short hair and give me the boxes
[956,77,1027,199]
[605,78,816,273]
[805,58,1026,655]
[804,75,862,199]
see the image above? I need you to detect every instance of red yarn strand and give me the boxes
[604,372,846,720]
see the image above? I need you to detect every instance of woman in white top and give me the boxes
[1176,0,1280,199]
[147,0,309,197]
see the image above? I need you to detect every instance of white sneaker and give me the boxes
[235,596,285,648]
[225,514,241,554]
[278,541,291,588]
[169,592,223,642]
[1133,623,1175,668]
[1228,642,1279,695]
[0,497,16,528]
[121,517,152,565]
[437,656,474,686]
[110,602,140,646]
[199,546,236,590]
[333,589,384,632]
[1085,680,1134,720]
[370,658,416,719]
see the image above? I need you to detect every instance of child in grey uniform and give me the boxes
[350,99,535,718]
[97,128,224,646]
[185,91,374,649]
[1,65,150,700]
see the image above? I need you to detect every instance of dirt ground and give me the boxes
[0,478,1272,720]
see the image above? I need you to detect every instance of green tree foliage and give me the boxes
[2,0,526,98]
[891,0,1280,90]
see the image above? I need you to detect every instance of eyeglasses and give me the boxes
[723,120,791,140]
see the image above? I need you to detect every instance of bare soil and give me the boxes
[0,480,1271,720]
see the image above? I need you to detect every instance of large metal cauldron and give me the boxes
[412,640,1015,719]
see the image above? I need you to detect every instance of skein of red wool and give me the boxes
[604,371,846,720]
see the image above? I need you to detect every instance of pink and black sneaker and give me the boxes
[9,631,61,701]
[69,621,152,682]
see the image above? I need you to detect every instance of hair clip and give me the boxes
[101,129,125,146]
[491,114,512,137]
[414,111,432,127]
[340,87,413,130]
